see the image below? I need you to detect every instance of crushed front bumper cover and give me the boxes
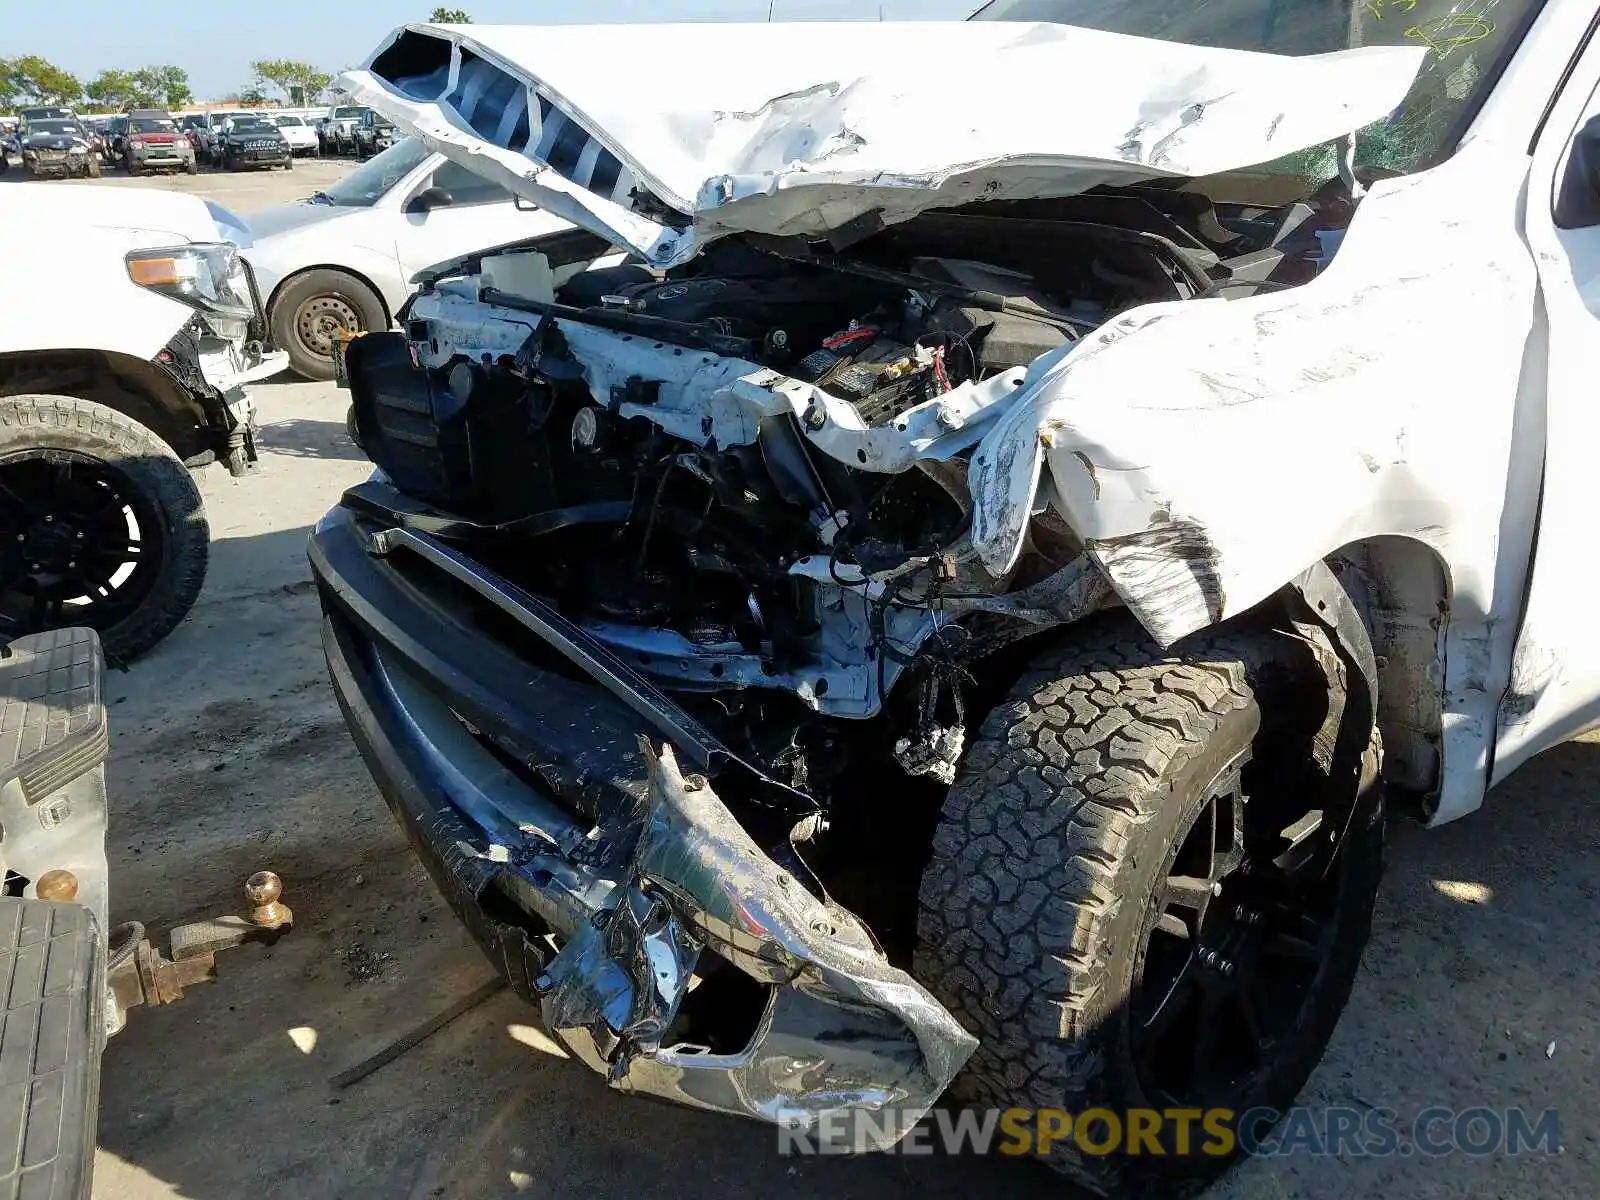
[309,504,975,1147]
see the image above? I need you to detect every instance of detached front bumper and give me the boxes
[309,505,975,1147]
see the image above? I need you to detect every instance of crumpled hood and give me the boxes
[339,21,1423,268]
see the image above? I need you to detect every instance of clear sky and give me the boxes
[6,1,979,104]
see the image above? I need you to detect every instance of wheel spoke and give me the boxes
[1154,911,1191,940]
[45,463,72,506]
[1274,809,1325,876]
[1233,988,1266,1053]
[1215,780,1248,878]
[30,589,62,630]
[1164,876,1209,934]
[86,537,141,561]
[73,494,130,525]
[1140,950,1199,1048]
[1261,929,1321,962]
[0,559,30,591]
[1187,979,1224,1093]
[0,478,43,523]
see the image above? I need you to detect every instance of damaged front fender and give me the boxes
[966,142,1544,825]
[969,147,1538,651]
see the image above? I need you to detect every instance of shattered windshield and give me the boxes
[971,0,1545,187]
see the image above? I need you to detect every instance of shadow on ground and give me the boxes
[255,416,367,463]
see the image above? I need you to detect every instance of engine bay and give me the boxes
[344,192,1328,781]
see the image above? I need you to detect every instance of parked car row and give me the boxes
[2,106,313,175]
[14,103,397,174]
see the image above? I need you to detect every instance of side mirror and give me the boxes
[408,186,454,213]
[1556,114,1600,229]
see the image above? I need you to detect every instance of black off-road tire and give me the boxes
[270,268,387,382]
[915,616,1383,1194]
[0,396,208,661]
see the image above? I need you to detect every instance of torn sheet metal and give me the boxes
[539,742,976,1144]
[340,21,1423,267]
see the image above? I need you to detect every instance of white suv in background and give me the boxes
[272,114,320,157]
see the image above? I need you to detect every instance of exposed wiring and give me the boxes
[632,459,677,574]
[822,325,879,351]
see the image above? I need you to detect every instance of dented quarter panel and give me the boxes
[969,140,1544,824]
[341,22,1424,267]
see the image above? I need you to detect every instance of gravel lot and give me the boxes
[7,165,1594,1199]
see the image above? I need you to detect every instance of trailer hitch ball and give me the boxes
[245,871,291,929]
[110,870,295,1014]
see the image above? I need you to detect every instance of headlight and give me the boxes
[126,243,254,320]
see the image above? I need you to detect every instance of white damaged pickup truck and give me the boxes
[311,4,1600,1190]
[1,187,286,659]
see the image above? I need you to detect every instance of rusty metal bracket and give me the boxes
[110,871,293,1013]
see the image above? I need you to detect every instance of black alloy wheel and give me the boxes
[1131,749,1351,1112]
[0,451,165,638]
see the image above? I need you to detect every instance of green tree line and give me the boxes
[2,10,468,115]
[2,56,195,113]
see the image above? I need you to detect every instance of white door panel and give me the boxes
[1495,26,1600,779]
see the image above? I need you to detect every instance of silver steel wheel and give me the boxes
[293,294,361,361]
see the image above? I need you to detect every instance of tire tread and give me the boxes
[0,395,208,661]
[915,621,1263,1192]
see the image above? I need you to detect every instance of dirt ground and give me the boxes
[10,167,1593,1199]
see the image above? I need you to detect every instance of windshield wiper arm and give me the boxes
[307,191,336,205]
